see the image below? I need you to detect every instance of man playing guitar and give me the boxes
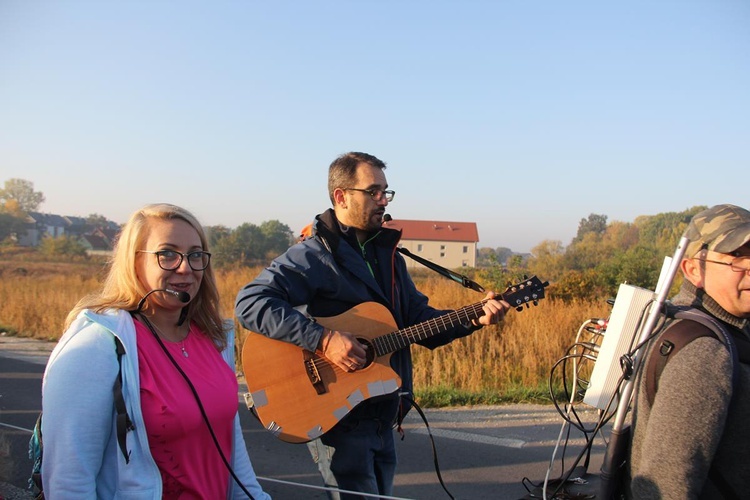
[235,151,509,499]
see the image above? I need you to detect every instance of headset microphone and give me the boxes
[168,289,191,303]
[382,213,392,223]
[134,288,191,313]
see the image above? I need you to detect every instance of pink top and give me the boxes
[135,319,239,499]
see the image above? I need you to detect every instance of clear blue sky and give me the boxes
[2,1,748,253]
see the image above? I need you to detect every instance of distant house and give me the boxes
[18,212,69,246]
[81,227,119,255]
[382,218,479,268]
[91,227,120,246]
[16,212,119,255]
[63,215,88,236]
[79,234,114,256]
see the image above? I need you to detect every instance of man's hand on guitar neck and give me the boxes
[319,328,368,372]
[314,291,507,373]
[471,291,511,328]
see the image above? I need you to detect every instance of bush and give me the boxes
[39,235,88,258]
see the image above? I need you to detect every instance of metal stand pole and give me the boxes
[598,236,689,498]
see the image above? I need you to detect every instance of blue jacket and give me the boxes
[41,308,270,500]
[235,209,476,422]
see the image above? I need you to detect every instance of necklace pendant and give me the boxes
[181,347,189,358]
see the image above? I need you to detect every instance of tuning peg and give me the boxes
[516,306,523,312]
[533,300,539,306]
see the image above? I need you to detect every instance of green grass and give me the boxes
[414,383,566,407]
[0,323,19,336]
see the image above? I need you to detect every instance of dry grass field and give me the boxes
[0,258,613,404]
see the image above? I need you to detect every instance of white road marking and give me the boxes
[410,427,526,449]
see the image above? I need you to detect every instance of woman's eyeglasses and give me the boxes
[137,250,211,271]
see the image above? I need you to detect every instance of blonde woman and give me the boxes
[41,203,269,499]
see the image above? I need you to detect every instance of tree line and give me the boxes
[1,177,705,300]
[477,208,705,301]
[0,178,296,265]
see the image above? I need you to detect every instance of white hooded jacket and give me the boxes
[41,308,269,499]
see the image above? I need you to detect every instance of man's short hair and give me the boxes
[327,152,387,205]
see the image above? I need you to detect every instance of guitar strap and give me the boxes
[400,394,456,500]
[396,247,485,293]
[316,213,484,292]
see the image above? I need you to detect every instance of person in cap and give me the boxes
[629,204,750,499]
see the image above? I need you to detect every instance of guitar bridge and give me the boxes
[303,350,327,395]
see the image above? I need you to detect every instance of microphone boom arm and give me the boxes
[134,289,190,313]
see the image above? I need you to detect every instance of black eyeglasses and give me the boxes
[343,187,395,202]
[138,250,211,271]
[697,256,750,274]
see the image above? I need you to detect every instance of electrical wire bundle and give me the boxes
[522,297,671,500]
[522,316,611,499]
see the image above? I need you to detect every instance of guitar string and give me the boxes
[310,302,487,372]
[308,279,544,372]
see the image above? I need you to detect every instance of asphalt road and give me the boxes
[0,336,607,499]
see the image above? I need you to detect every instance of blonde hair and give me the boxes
[65,203,226,350]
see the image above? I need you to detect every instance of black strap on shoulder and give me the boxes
[112,336,134,464]
[396,247,485,293]
[670,308,740,395]
[645,319,719,406]
[646,307,740,406]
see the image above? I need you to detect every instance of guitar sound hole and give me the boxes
[357,338,376,368]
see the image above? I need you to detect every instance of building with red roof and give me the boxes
[382,218,478,268]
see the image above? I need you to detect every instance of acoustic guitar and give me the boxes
[241,275,548,443]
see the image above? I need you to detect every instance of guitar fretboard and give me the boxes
[368,275,547,357]
[371,302,486,356]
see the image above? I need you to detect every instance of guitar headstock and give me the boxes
[501,275,549,311]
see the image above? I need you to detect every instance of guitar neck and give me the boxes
[368,275,548,357]
[371,301,488,357]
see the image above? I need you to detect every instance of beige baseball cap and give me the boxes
[684,204,750,257]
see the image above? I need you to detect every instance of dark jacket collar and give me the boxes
[313,208,401,252]
[312,209,403,305]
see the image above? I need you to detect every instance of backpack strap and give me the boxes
[30,335,134,497]
[28,414,44,498]
[646,307,739,406]
[645,307,741,499]
[113,336,134,464]
[645,319,718,406]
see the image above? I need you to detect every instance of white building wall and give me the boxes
[399,239,476,268]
